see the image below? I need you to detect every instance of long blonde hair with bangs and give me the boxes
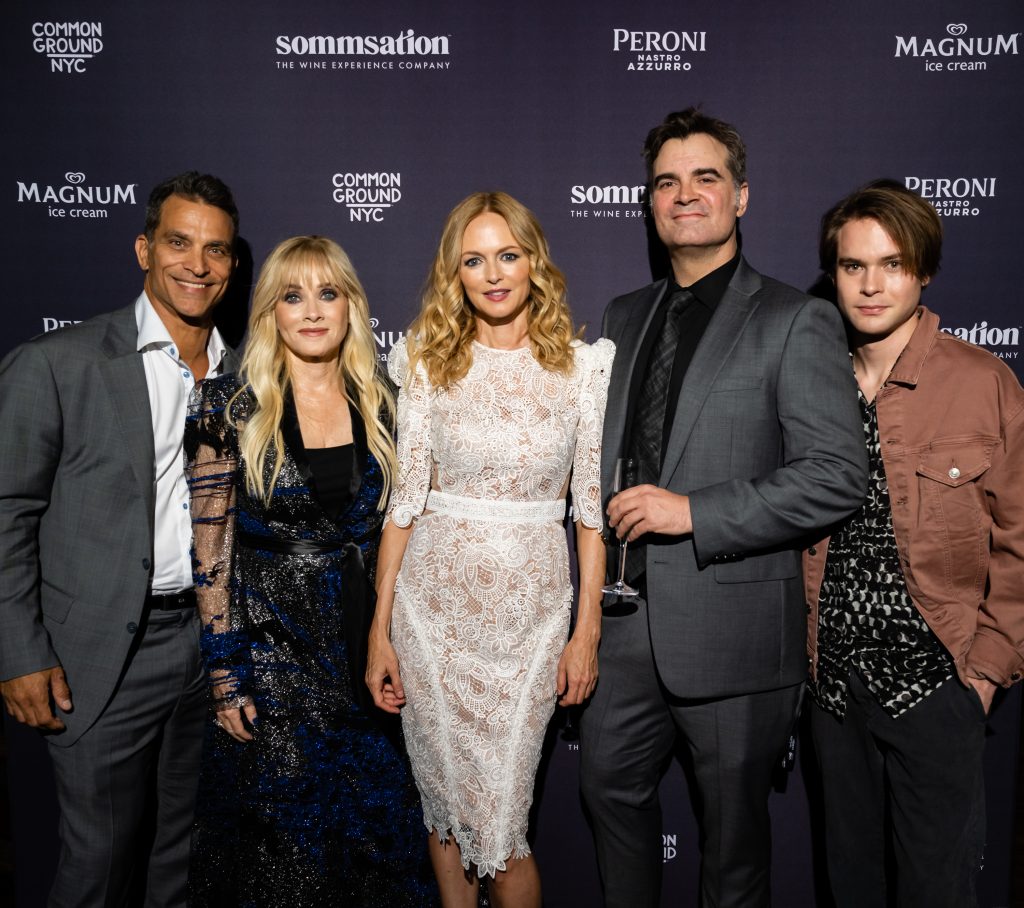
[408,192,578,388]
[231,236,396,506]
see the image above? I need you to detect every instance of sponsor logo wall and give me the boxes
[895,22,1020,72]
[2,2,1022,906]
[611,28,708,71]
[942,322,1021,360]
[274,28,452,70]
[370,318,405,362]
[569,182,646,219]
[31,21,104,73]
[905,176,997,219]
[17,172,137,220]
[332,172,403,222]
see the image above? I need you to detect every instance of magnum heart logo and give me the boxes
[64,172,86,184]
[947,24,968,36]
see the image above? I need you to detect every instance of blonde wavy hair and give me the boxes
[230,236,396,507]
[408,191,578,388]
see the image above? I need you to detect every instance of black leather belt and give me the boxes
[145,589,197,610]
[238,530,375,711]
[237,531,345,555]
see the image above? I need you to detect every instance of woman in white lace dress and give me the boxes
[367,192,612,908]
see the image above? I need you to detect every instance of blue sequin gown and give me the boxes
[185,376,437,908]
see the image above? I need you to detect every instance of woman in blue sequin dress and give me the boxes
[185,236,436,907]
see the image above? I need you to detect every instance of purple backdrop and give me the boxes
[3,0,1022,905]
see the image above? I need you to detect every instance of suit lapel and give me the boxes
[281,390,314,487]
[222,345,241,373]
[282,389,367,518]
[98,306,156,517]
[602,280,668,495]
[348,398,367,500]
[660,260,762,484]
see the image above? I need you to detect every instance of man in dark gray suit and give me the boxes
[579,109,867,907]
[0,172,240,907]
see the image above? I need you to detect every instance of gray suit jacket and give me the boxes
[0,303,238,745]
[601,257,867,698]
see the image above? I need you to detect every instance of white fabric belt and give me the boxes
[425,490,566,522]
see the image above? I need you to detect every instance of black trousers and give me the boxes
[810,671,986,908]
[579,598,802,908]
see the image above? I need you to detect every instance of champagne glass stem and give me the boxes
[601,456,640,598]
[617,540,629,584]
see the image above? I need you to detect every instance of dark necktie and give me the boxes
[625,289,694,582]
[629,289,694,481]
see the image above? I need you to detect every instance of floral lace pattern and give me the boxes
[386,336,613,876]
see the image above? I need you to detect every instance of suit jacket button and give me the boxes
[141,558,151,571]
[126,622,138,634]
[808,546,817,556]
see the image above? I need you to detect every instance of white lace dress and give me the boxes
[386,336,614,877]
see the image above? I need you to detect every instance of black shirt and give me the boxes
[625,252,740,461]
[304,443,355,520]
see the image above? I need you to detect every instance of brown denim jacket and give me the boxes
[805,307,1024,688]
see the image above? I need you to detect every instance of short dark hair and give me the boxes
[642,107,747,187]
[819,179,942,281]
[143,171,239,241]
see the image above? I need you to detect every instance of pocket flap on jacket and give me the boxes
[916,444,992,487]
[713,551,799,584]
[40,582,74,625]
[709,376,764,393]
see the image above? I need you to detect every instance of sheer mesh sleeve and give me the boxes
[385,337,433,528]
[570,338,615,530]
[185,379,250,709]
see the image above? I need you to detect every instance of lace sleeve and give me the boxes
[570,338,615,530]
[385,337,433,528]
[185,379,250,710]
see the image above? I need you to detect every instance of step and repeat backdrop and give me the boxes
[3,0,1022,905]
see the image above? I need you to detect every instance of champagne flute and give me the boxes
[602,457,639,598]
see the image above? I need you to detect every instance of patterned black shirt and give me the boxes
[812,392,953,719]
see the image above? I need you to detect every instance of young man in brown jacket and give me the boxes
[805,180,1024,908]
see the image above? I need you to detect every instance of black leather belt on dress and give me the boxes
[236,531,375,711]
[236,531,346,555]
[145,589,197,610]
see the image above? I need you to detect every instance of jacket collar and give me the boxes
[886,306,940,389]
[134,291,230,375]
[100,302,145,359]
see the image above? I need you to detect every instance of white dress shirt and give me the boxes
[135,292,229,594]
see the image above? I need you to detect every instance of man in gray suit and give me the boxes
[579,109,867,907]
[0,172,240,907]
